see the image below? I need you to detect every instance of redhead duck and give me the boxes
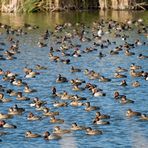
[126,109,141,117]
[25,131,41,138]
[53,126,71,134]
[86,127,102,135]
[43,131,61,140]
[70,123,86,131]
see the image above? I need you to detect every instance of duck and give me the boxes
[43,108,59,116]
[25,131,41,138]
[140,114,148,120]
[92,88,106,97]
[8,104,25,115]
[16,92,30,101]
[130,63,142,70]
[0,113,13,119]
[116,66,128,73]
[11,79,25,86]
[53,101,68,107]
[53,126,71,134]
[110,50,119,55]
[56,74,68,83]
[99,76,111,82]
[6,89,18,96]
[138,54,148,59]
[27,112,41,121]
[0,120,17,128]
[131,81,140,87]
[125,50,135,56]
[0,93,12,103]
[60,91,71,100]
[70,79,85,86]
[114,73,127,78]
[126,109,141,117]
[70,122,86,131]
[24,85,36,93]
[72,85,85,91]
[94,112,110,119]
[50,116,64,124]
[86,127,102,135]
[43,131,61,140]
[114,91,123,99]
[120,96,134,104]
[70,66,81,73]
[130,70,143,77]
[70,100,83,107]
[84,102,100,111]
[120,80,127,86]
[93,117,110,125]
[35,64,47,70]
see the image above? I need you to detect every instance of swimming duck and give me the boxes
[130,63,142,70]
[43,131,61,140]
[130,70,143,77]
[86,127,102,135]
[138,54,148,59]
[72,85,85,91]
[110,50,119,55]
[70,66,81,73]
[70,79,85,86]
[43,108,59,116]
[120,96,134,104]
[16,92,30,101]
[116,66,128,73]
[131,81,140,87]
[27,112,41,121]
[0,120,17,128]
[0,113,13,119]
[120,80,127,86]
[24,85,36,93]
[95,112,110,119]
[50,116,64,124]
[11,78,26,86]
[140,114,148,120]
[92,88,106,97]
[70,123,86,130]
[6,89,18,96]
[93,117,110,125]
[56,74,68,83]
[99,76,111,82]
[0,68,4,75]
[114,73,127,78]
[53,126,71,134]
[114,91,123,99]
[25,131,41,138]
[53,101,68,107]
[25,69,39,78]
[126,109,141,117]
[8,104,25,115]
[70,100,83,107]
[84,102,100,111]
[125,50,135,56]
[0,93,12,103]
[60,91,72,100]
[35,64,47,70]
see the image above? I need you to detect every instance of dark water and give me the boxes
[0,10,148,148]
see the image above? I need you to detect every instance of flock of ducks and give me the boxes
[0,17,148,144]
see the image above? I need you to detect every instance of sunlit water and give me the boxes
[0,10,148,148]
